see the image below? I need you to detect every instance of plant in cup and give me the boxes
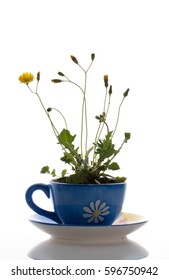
[19,54,130,185]
[19,54,131,226]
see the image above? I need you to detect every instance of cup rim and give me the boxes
[50,181,127,187]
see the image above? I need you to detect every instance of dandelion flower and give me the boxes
[19,72,34,84]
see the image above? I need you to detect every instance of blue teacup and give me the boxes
[25,181,126,226]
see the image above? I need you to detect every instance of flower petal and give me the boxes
[90,202,95,211]
[100,206,110,213]
[83,206,93,214]
[95,200,101,210]
[94,216,99,223]
[98,215,104,222]
[82,213,93,218]
[98,202,106,211]
[87,216,95,223]
[100,210,110,216]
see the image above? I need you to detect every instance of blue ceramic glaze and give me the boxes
[25,182,126,226]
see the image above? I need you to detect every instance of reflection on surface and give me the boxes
[28,237,148,260]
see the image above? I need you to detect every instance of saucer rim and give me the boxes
[29,212,148,228]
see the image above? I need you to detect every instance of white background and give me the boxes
[0,0,169,261]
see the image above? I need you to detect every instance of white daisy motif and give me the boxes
[82,200,110,224]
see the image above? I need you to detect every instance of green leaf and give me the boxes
[40,166,50,174]
[61,169,67,177]
[108,162,120,170]
[51,169,56,177]
[85,146,94,157]
[124,132,131,143]
[115,176,127,183]
[68,169,90,184]
[60,152,76,166]
[58,129,76,148]
[95,131,116,163]
[58,129,82,167]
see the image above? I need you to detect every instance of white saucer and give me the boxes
[28,213,148,259]
[29,212,148,243]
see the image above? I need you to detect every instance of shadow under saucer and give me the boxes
[28,212,148,259]
[28,237,149,260]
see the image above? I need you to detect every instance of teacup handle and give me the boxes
[25,183,62,224]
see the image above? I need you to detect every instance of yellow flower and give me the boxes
[18,72,34,84]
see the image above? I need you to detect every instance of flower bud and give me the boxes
[58,72,65,76]
[37,71,40,81]
[70,55,78,64]
[109,85,112,95]
[104,75,108,88]
[47,107,52,112]
[91,53,95,61]
[51,79,62,83]
[123,88,129,97]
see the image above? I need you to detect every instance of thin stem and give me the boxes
[104,121,109,134]
[64,79,84,93]
[78,60,94,157]
[36,79,39,93]
[26,84,35,94]
[84,72,88,155]
[103,87,108,113]
[86,60,94,73]
[109,138,125,162]
[77,64,86,72]
[94,124,101,145]
[51,108,68,130]
[47,112,59,136]
[111,96,125,139]
[27,84,59,139]
[80,73,88,158]
[81,97,84,157]
[106,92,111,118]
[93,88,111,163]
[96,87,108,141]
[98,92,111,138]
[27,83,78,171]
[61,59,94,158]
[62,76,86,157]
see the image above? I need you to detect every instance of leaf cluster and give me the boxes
[41,128,130,184]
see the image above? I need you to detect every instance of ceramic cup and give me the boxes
[25,181,126,226]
